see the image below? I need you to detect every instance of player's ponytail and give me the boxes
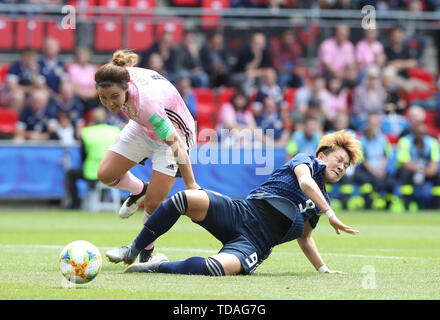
[111,50,138,68]
[95,50,138,90]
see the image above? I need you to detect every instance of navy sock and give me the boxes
[133,192,187,250]
[158,257,225,276]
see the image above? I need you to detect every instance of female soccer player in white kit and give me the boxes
[94,50,199,262]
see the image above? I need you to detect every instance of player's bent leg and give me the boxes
[124,254,236,276]
[138,170,176,261]
[184,189,211,222]
[97,151,138,186]
[143,170,176,214]
[210,252,243,276]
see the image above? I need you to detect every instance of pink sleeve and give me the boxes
[320,40,334,64]
[219,103,236,124]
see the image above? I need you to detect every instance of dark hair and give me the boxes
[95,50,138,90]
[231,89,249,111]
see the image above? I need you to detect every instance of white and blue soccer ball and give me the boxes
[59,240,102,284]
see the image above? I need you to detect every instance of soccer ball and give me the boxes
[59,240,102,284]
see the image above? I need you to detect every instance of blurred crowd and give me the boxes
[0,0,440,210]
[1,0,440,11]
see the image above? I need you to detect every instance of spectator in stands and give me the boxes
[321,0,355,9]
[317,24,355,79]
[323,75,348,129]
[39,37,67,94]
[53,110,77,146]
[254,68,286,111]
[291,74,327,127]
[331,110,352,132]
[354,113,395,210]
[355,28,384,72]
[49,81,85,138]
[231,32,271,96]
[343,59,360,90]
[350,66,386,131]
[64,107,120,209]
[270,28,303,88]
[384,26,418,76]
[230,0,258,11]
[2,49,46,112]
[67,47,98,112]
[144,53,167,76]
[405,0,427,60]
[218,88,256,146]
[176,75,198,118]
[140,31,178,83]
[199,32,230,88]
[255,96,290,147]
[175,31,210,88]
[396,118,440,210]
[285,116,322,161]
[14,88,57,141]
[382,66,407,115]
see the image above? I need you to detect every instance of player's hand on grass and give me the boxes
[324,269,344,274]
[329,215,359,235]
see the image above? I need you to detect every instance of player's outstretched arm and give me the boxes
[328,215,359,235]
[297,222,343,274]
[294,163,359,236]
[164,131,200,190]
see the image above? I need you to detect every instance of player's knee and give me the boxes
[97,166,119,186]
[205,257,226,277]
[167,191,188,215]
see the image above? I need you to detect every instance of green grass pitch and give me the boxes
[0,209,439,300]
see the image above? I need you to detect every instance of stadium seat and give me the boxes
[201,0,229,29]
[172,0,199,6]
[193,88,217,139]
[0,107,18,136]
[194,88,217,111]
[155,18,184,44]
[283,88,297,111]
[126,22,154,51]
[0,63,9,85]
[16,18,44,50]
[217,87,236,107]
[127,0,155,17]
[424,109,440,138]
[67,0,95,20]
[96,0,126,17]
[0,17,13,50]
[46,21,76,51]
[94,20,123,51]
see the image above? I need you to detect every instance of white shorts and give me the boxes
[109,120,188,177]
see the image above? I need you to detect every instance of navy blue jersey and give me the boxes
[247,153,330,228]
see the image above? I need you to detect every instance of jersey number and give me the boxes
[245,252,258,268]
[298,199,316,213]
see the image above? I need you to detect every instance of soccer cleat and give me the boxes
[119,182,148,219]
[139,247,154,263]
[123,253,168,273]
[105,245,139,265]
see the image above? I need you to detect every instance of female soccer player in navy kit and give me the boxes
[106,130,362,275]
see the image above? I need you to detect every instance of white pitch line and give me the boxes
[0,243,439,261]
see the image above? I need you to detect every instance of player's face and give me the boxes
[319,147,351,183]
[97,84,128,113]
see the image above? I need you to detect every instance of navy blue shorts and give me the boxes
[194,190,275,275]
